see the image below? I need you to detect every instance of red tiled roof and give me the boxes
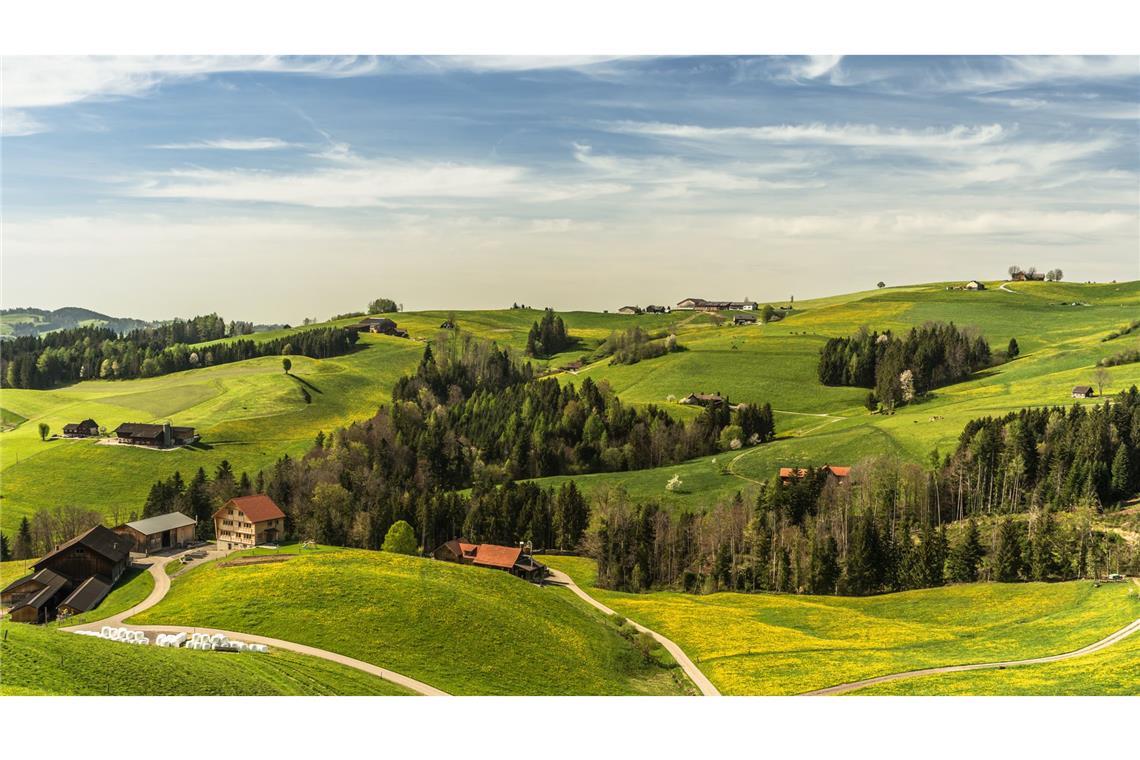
[219,494,285,523]
[825,466,851,478]
[779,467,807,479]
[472,544,522,570]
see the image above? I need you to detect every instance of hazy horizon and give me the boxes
[3,55,1138,323]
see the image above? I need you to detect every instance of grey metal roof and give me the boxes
[122,511,196,535]
[59,575,113,612]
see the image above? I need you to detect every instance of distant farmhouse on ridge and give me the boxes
[351,316,409,338]
[675,297,757,311]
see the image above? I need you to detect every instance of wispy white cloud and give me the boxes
[607,121,1008,149]
[1,109,45,136]
[151,137,296,151]
[942,56,1140,93]
[424,56,635,73]
[0,56,383,109]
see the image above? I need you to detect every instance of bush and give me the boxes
[380,520,418,555]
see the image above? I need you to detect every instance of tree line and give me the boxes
[1,323,358,389]
[817,322,993,410]
[593,326,681,366]
[526,308,573,357]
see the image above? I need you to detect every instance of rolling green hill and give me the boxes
[130,545,689,695]
[2,280,1138,532]
[542,555,1140,695]
[0,621,411,696]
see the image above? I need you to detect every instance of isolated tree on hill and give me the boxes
[1094,366,1111,397]
[14,517,34,560]
[381,519,418,555]
[282,357,292,374]
[1052,268,1063,282]
[760,304,775,323]
[1008,264,1022,278]
[877,281,886,289]
[38,422,49,441]
[1007,337,1019,359]
[368,297,398,314]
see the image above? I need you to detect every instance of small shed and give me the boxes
[114,511,197,554]
[965,280,986,290]
[1072,385,1095,398]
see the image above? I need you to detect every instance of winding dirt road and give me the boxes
[545,568,721,696]
[803,580,1140,695]
[62,552,449,696]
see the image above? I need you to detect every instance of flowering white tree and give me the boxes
[666,474,683,492]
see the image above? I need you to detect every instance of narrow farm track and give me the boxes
[727,409,846,485]
[804,583,1140,696]
[545,568,721,696]
[62,552,449,696]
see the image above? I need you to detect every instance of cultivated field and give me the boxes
[542,555,1140,695]
[130,545,690,695]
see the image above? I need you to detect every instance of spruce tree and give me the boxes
[994,518,1024,582]
[14,517,34,560]
[0,532,10,562]
[947,518,983,583]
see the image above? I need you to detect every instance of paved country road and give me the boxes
[545,568,721,696]
[62,552,449,697]
[803,579,1140,696]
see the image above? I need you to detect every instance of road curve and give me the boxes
[63,552,449,696]
[803,613,1140,696]
[545,568,721,696]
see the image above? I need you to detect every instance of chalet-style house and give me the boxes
[432,539,548,582]
[675,297,757,312]
[679,392,726,408]
[113,511,197,554]
[617,306,642,315]
[1,525,130,623]
[353,316,409,338]
[733,314,758,325]
[1072,385,1095,399]
[213,494,286,550]
[779,465,852,486]
[62,418,100,437]
[113,422,198,448]
[965,280,986,290]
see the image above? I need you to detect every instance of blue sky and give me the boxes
[2,55,1138,322]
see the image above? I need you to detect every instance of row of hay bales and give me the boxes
[70,626,268,653]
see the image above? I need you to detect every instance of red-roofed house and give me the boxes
[779,465,851,485]
[214,494,286,550]
[432,539,547,581]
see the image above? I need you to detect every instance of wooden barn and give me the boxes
[113,511,197,554]
[432,539,548,582]
[62,418,100,437]
[2,525,131,623]
[1072,385,1095,399]
[113,421,198,448]
[214,494,286,550]
[779,465,852,486]
[679,392,726,408]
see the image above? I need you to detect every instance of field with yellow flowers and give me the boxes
[543,555,1140,695]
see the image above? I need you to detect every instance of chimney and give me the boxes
[163,421,173,448]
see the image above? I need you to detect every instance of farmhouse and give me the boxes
[733,314,758,325]
[1072,385,1095,399]
[2,524,131,623]
[113,422,198,448]
[1010,271,1046,282]
[964,280,986,291]
[113,511,197,554]
[617,306,642,315]
[432,539,548,582]
[62,418,100,437]
[779,465,852,485]
[679,392,726,407]
[353,316,408,337]
[214,494,286,550]
[675,297,757,312]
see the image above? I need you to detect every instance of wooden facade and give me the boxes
[214,494,286,550]
[113,512,197,554]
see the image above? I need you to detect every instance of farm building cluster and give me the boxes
[675,297,758,311]
[351,316,409,338]
[432,540,549,582]
[58,418,199,448]
[779,465,852,486]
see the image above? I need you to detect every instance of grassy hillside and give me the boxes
[2,281,1137,531]
[543,555,1140,695]
[0,621,411,696]
[131,545,688,695]
[852,627,1140,695]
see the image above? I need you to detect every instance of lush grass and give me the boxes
[853,624,1140,695]
[130,545,687,695]
[0,621,411,695]
[543,555,1140,695]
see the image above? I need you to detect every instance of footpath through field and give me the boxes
[804,579,1140,696]
[62,551,449,697]
[545,568,721,696]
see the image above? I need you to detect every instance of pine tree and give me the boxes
[1007,337,1020,359]
[0,532,11,562]
[845,516,878,595]
[1110,443,1130,500]
[14,517,34,559]
[994,518,1024,582]
[947,518,983,583]
[809,535,840,594]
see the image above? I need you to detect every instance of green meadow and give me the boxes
[2,280,1138,531]
[0,621,411,696]
[130,545,689,695]
[542,555,1140,695]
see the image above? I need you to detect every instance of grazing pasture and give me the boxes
[542,555,1140,695]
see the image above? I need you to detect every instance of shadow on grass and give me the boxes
[288,374,323,394]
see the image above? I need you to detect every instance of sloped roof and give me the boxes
[4,569,69,612]
[1,567,67,596]
[824,465,851,478]
[121,511,196,536]
[114,422,195,438]
[1073,385,1093,394]
[35,524,130,570]
[472,544,522,570]
[219,494,285,523]
[58,575,113,613]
